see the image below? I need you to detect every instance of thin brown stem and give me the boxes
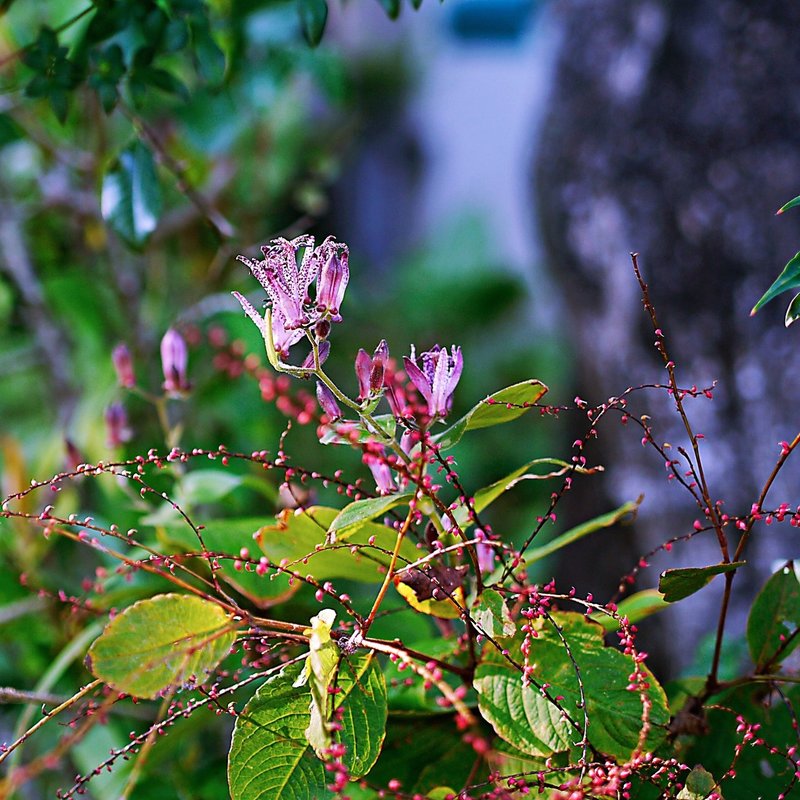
[0,679,101,766]
[360,494,419,637]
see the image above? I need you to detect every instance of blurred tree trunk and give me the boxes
[534,0,800,672]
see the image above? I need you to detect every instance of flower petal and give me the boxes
[232,291,267,339]
[403,355,434,406]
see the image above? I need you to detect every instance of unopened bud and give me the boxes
[112,343,135,388]
[355,340,389,402]
[302,341,331,372]
[64,439,84,471]
[315,319,331,340]
[105,403,133,447]
[315,240,350,322]
[316,381,342,421]
[370,339,389,393]
[161,328,190,395]
[355,348,371,401]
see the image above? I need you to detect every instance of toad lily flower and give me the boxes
[403,344,463,419]
[238,235,318,330]
[233,235,350,362]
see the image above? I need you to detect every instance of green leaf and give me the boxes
[327,492,415,538]
[88,44,126,112]
[751,252,800,315]
[433,380,548,450]
[190,19,225,84]
[525,499,640,564]
[786,292,800,327]
[357,718,480,795]
[383,637,469,715]
[101,141,162,248]
[747,561,800,669]
[427,790,456,800]
[591,589,669,632]
[139,66,190,101]
[228,654,387,800]
[178,469,244,505]
[452,458,599,529]
[319,415,397,446]
[334,655,388,776]
[777,195,800,214]
[678,683,800,797]
[472,588,515,639]
[87,593,237,698]
[376,0,401,18]
[658,561,745,603]
[677,766,722,799]
[256,506,420,582]
[161,518,296,608]
[297,0,328,46]
[474,612,668,760]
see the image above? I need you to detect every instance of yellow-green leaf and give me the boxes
[87,593,237,699]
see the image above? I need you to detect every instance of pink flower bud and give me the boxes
[316,381,342,421]
[112,343,135,388]
[161,328,190,395]
[105,403,133,447]
[355,340,389,402]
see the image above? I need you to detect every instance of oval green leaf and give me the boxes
[472,588,515,639]
[474,612,668,760]
[747,561,800,670]
[658,561,745,603]
[228,654,387,800]
[677,765,723,799]
[101,141,162,248]
[161,518,296,608]
[433,380,547,450]
[591,589,668,632]
[328,492,415,537]
[87,593,237,698]
[256,506,419,583]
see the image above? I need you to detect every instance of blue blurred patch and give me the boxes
[448,0,542,43]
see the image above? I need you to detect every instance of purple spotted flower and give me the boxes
[238,235,318,330]
[403,345,463,419]
[233,235,350,359]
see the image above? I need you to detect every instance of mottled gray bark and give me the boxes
[534,0,800,670]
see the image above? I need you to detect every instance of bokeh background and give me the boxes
[3,0,800,795]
